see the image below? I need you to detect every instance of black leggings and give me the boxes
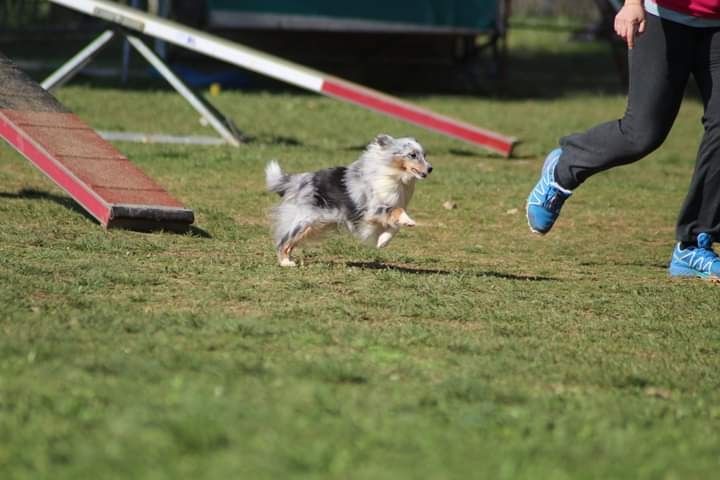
[555,13,720,243]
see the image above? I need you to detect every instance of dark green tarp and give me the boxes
[207,0,499,31]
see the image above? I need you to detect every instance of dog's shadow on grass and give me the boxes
[0,188,212,237]
[345,261,557,282]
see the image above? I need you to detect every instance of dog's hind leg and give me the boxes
[277,247,297,267]
[277,224,314,267]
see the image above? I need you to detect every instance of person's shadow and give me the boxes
[345,261,557,281]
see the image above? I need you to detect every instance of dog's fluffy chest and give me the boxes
[373,175,414,207]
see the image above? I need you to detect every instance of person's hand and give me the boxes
[614,1,646,49]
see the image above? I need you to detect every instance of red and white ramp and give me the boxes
[49,0,517,157]
[0,54,194,230]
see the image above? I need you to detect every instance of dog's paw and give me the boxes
[376,231,394,248]
[397,211,416,227]
[279,258,297,267]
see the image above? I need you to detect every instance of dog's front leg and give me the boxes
[391,207,416,227]
[370,206,416,227]
[376,229,396,248]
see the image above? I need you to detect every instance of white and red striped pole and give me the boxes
[50,0,517,156]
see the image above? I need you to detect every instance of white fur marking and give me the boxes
[376,231,394,248]
[265,160,285,192]
[397,211,416,227]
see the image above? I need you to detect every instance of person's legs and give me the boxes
[667,26,720,279]
[527,14,695,235]
[555,14,693,190]
[675,26,720,244]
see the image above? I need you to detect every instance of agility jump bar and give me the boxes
[0,53,194,230]
[50,0,517,157]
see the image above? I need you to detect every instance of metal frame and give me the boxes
[41,29,116,90]
[42,29,242,147]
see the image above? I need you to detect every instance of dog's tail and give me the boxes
[265,160,290,196]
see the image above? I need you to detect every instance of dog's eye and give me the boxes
[409,152,417,159]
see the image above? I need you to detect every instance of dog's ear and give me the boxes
[373,134,394,148]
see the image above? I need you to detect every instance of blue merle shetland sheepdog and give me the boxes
[265,134,432,266]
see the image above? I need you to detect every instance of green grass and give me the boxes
[1,28,719,479]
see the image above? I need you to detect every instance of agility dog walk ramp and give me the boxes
[0,53,194,231]
[49,0,517,157]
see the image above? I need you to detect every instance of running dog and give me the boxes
[265,134,432,266]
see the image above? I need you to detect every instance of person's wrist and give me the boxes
[625,0,643,5]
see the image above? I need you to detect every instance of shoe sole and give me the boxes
[669,275,720,284]
[526,203,547,236]
[668,265,720,282]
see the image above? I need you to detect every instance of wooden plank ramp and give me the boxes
[0,53,194,231]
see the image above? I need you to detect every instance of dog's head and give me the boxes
[369,134,432,181]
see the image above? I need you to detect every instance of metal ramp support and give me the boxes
[41,28,243,147]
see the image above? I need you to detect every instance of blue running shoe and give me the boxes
[669,233,720,280]
[526,148,572,235]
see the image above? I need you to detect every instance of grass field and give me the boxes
[1,27,719,479]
